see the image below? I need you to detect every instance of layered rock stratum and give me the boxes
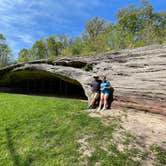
[0,45,166,115]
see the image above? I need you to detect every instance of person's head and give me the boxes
[102,75,107,82]
[93,75,99,80]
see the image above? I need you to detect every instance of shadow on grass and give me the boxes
[5,127,21,166]
[5,128,32,166]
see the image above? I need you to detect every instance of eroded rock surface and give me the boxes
[0,45,166,115]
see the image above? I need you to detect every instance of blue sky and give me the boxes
[0,0,165,58]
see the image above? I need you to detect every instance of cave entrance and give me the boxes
[0,70,87,99]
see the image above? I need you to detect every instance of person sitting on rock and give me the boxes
[88,75,102,109]
[97,76,112,111]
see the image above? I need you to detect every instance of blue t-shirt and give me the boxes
[100,81,111,94]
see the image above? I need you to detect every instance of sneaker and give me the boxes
[101,107,107,111]
[88,105,92,109]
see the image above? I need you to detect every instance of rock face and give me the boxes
[0,45,166,115]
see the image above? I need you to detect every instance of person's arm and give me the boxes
[105,82,112,89]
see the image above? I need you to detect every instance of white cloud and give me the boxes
[17,34,35,44]
[0,0,110,58]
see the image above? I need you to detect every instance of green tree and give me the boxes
[116,4,144,48]
[31,39,48,60]
[0,33,11,66]
[114,0,166,48]
[82,16,111,54]
[17,48,30,62]
[15,0,166,58]
[71,37,84,55]
[139,11,166,45]
[47,35,63,58]
[83,16,106,42]
[47,35,57,58]
[57,34,72,48]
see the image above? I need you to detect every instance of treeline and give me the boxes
[17,1,166,63]
[0,0,166,66]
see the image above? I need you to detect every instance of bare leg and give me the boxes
[103,94,109,110]
[97,93,104,111]
[89,93,99,108]
[89,94,94,107]
[91,93,99,107]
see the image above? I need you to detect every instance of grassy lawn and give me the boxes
[0,93,143,166]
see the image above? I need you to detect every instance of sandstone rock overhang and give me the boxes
[0,69,87,99]
[0,45,166,115]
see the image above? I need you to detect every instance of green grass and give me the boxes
[0,93,142,166]
[150,145,166,166]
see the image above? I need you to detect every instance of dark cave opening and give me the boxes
[0,70,87,99]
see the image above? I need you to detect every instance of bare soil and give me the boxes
[86,108,166,166]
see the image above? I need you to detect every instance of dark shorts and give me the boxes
[101,90,111,95]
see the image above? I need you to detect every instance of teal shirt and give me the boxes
[100,81,111,94]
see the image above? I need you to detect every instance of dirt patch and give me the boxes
[78,135,95,158]
[84,108,166,165]
[88,108,166,148]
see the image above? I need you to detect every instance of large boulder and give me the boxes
[0,45,166,115]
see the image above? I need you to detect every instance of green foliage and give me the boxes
[31,39,48,60]
[71,37,84,55]
[0,1,165,65]
[0,33,12,67]
[150,145,166,165]
[82,17,112,54]
[47,35,57,58]
[47,35,63,58]
[15,0,166,62]
[17,35,67,62]
[115,0,166,48]
[83,16,106,41]
[17,48,30,62]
